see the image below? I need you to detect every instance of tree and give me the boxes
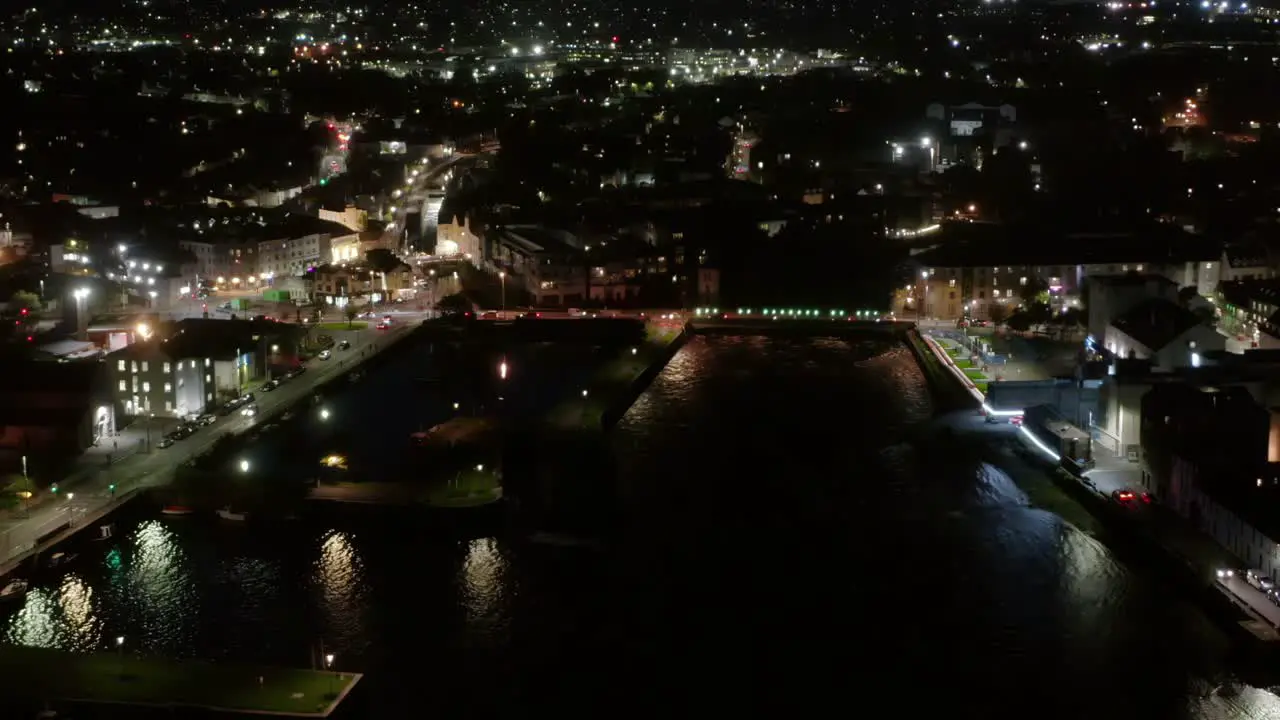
[365,248,404,274]
[987,303,1009,325]
[436,293,473,315]
[1006,312,1033,333]
[343,302,360,328]
[10,290,39,313]
[1018,276,1050,306]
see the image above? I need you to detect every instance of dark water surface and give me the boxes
[4,335,1279,718]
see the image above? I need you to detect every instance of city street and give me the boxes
[0,316,426,571]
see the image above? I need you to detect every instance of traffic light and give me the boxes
[50,483,58,494]
[108,483,116,495]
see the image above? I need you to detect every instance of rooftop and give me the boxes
[915,223,1219,268]
[1110,298,1202,353]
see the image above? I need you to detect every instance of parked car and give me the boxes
[156,438,174,449]
[197,414,217,426]
[319,350,332,360]
[337,340,351,350]
[1247,569,1276,593]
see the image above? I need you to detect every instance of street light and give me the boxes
[499,359,508,380]
[116,635,125,676]
[499,271,506,313]
[73,287,91,341]
[325,653,336,696]
[320,408,331,421]
[239,459,251,473]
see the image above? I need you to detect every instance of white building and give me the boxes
[1103,298,1224,370]
[257,233,332,279]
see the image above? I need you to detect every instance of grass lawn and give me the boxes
[963,368,987,381]
[0,644,355,715]
[426,468,503,508]
[953,358,974,369]
[945,347,961,358]
[973,382,989,394]
[315,321,367,331]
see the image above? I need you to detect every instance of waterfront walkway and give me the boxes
[916,321,1280,642]
[0,319,423,576]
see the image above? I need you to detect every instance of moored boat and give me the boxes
[161,505,195,516]
[0,579,29,601]
[216,507,248,522]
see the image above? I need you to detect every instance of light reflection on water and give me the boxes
[315,530,367,648]
[3,335,1280,716]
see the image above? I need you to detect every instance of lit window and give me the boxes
[141,361,149,372]
[117,360,125,371]
[993,290,1001,298]
[205,358,211,367]
[948,279,956,288]
[164,382,172,393]
[1019,277,1028,286]
[142,382,151,392]
[207,393,213,402]
[163,362,171,373]
[118,380,126,391]
[205,374,212,383]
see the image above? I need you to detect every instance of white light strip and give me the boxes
[922,334,1026,417]
[1019,425,1061,462]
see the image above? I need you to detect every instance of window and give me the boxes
[165,401,173,412]
[993,289,1001,298]
[163,362,171,374]
[141,361,149,372]
[948,279,956,288]
[206,374,212,383]
[142,382,151,392]
[978,290,986,299]
[118,380,126,391]
[117,360,126,371]
[205,358,211,367]
[207,393,213,402]
[164,382,172,393]
[131,361,138,373]
[1019,277,1028,286]
[190,360,197,369]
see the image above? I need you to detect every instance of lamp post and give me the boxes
[239,458,251,474]
[115,635,125,677]
[324,653,336,697]
[145,411,154,453]
[73,287,91,341]
[499,271,506,314]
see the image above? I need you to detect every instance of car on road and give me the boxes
[197,414,217,426]
[156,438,174,449]
[242,403,259,417]
[1247,569,1276,593]
[319,350,332,360]
[481,311,499,320]
[262,379,280,392]
[337,340,351,350]
[1111,488,1153,506]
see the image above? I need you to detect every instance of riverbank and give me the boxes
[0,644,359,717]
[543,324,686,435]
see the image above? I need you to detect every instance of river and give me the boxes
[3,334,1279,718]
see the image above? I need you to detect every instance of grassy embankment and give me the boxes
[543,325,683,433]
[0,644,357,716]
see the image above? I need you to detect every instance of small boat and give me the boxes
[44,552,78,570]
[217,507,248,522]
[161,506,195,516]
[0,579,29,601]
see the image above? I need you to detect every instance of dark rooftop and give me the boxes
[1110,298,1202,353]
[915,223,1219,268]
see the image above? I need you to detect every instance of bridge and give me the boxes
[688,315,913,338]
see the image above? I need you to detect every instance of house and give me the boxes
[903,223,1220,322]
[1103,298,1222,370]
[1085,274,1179,351]
[312,264,414,304]
[1141,383,1280,580]
[0,360,116,460]
[106,318,298,416]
